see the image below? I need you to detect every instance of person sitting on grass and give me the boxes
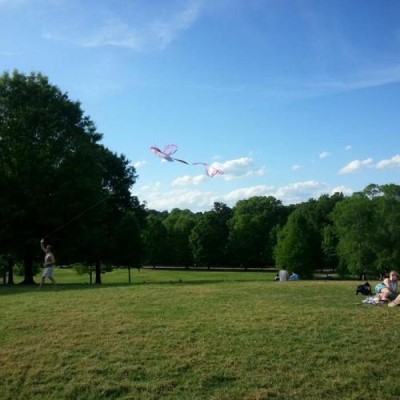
[278,268,289,282]
[289,272,299,280]
[374,270,399,303]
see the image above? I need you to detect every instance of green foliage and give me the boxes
[0,70,104,282]
[329,186,400,276]
[114,211,142,267]
[73,263,93,275]
[227,196,287,266]
[141,214,170,265]
[274,208,321,278]
[370,184,400,271]
[163,209,199,265]
[0,70,142,283]
[189,202,232,267]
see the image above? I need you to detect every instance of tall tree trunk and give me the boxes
[95,260,102,284]
[20,252,36,285]
[7,257,14,285]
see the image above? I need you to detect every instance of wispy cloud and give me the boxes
[338,158,373,175]
[339,155,400,174]
[271,64,400,102]
[220,180,333,208]
[133,160,147,169]
[319,151,330,159]
[344,145,352,151]
[316,64,400,93]
[150,1,201,50]
[0,0,27,6]
[81,20,143,50]
[272,180,328,204]
[79,1,202,51]
[376,154,400,169]
[140,188,216,212]
[139,181,161,192]
[217,157,266,181]
[138,179,340,212]
[172,174,207,186]
[168,157,266,187]
[330,185,353,196]
[0,51,17,56]
[292,165,302,171]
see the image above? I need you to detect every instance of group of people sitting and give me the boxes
[275,269,299,282]
[273,269,400,308]
[374,270,400,307]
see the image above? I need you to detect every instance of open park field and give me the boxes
[1,269,399,400]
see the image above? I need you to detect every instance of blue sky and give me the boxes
[1,0,399,212]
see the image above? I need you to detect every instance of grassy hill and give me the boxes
[1,269,398,399]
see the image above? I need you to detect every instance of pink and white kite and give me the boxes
[193,162,224,177]
[150,144,189,164]
[150,144,224,177]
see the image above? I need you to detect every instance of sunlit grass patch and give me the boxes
[1,272,400,399]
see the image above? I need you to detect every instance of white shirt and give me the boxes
[279,269,288,282]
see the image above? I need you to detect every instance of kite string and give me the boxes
[44,195,109,239]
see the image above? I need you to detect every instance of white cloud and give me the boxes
[79,2,201,51]
[214,157,267,181]
[169,156,267,187]
[222,185,274,202]
[272,64,400,102]
[271,180,328,204]
[150,1,201,50]
[220,181,331,206]
[172,174,207,186]
[376,154,400,169]
[81,20,143,50]
[292,165,302,171]
[338,158,373,175]
[345,145,352,151]
[0,0,27,5]
[139,179,337,211]
[305,64,400,94]
[133,160,147,169]
[141,188,217,212]
[330,186,353,196]
[140,181,161,191]
[319,151,330,159]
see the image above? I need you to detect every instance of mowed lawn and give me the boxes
[1,269,399,400]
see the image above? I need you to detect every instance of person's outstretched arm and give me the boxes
[40,238,46,253]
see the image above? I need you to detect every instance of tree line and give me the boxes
[1,71,399,284]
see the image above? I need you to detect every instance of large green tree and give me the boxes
[163,209,198,266]
[141,212,170,266]
[0,70,141,284]
[363,184,400,272]
[0,71,104,283]
[78,146,140,284]
[189,202,232,267]
[226,196,287,266]
[274,207,321,278]
[330,192,376,277]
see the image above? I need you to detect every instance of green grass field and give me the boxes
[1,269,399,400]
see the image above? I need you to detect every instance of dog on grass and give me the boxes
[356,282,372,295]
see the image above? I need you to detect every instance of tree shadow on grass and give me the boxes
[0,277,271,295]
